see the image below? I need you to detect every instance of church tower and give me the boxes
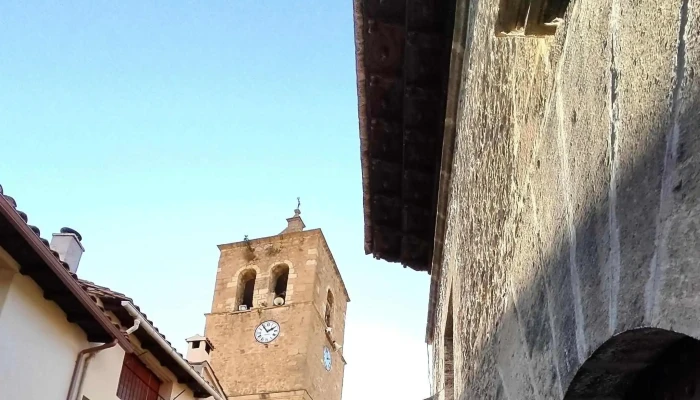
[204,205,349,400]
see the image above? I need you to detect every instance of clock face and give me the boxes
[323,346,332,371]
[254,320,280,343]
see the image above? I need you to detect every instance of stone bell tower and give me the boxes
[204,204,350,400]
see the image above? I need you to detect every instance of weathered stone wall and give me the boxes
[304,300,346,400]
[314,236,349,347]
[209,231,316,313]
[206,302,312,397]
[431,0,700,398]
[306,236,348,400]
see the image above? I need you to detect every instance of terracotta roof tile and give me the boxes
[78,279,186,360]
[2,186,78,277]
[0,184,218,396]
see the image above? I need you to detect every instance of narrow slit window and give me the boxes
[325,290,334,327]
[444,294,454,400]
[496,0,571,37]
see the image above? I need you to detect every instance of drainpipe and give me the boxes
[65,340,117,400]
[125,319,141,335]
[121,301,225,400]
[66,320,140,400]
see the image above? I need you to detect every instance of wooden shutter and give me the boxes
[116,353,162,400]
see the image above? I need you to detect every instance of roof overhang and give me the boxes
[84,286,215,398]
[0,195,133,351]
[354,0,457,272]
[191,360,226,398]
[425,0,470,343]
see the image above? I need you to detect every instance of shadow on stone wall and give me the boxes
[454,54,699,400]
[441,0,700,394]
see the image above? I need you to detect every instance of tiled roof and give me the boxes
[79,279,185,360]
[2,191,73,274]
[0,184,132,350]
[0,183,179,355]
[78,279,216,397]
[1,184,217,397]
[189,359,226,398]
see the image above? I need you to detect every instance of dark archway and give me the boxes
[565,328,700,399]
[269,264,289,305]
[238,269,256,310]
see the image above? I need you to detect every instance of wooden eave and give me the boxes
[354,0,457,272]
[425,0,470,343]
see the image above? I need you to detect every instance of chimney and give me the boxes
[50,227,84,274]
[185,335,213,364]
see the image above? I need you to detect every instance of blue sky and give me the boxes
[0,1,430,399]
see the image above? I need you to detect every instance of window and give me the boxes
[192,341,200,349]
[117,354,162,400]
[325,290,334,327]
[444,295,454,400]
[205,342,212,354]
[270,264,290,303]
[238,269,256,309]
[496,0,571,37]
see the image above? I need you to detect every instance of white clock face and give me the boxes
[254,320,280,343]
[323,346,332,371]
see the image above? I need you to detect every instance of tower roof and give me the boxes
[280,197,306,234]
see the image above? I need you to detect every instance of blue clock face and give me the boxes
[323,346,332,371]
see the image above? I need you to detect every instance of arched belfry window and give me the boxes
[238,269,256,310]
[270,264,289,305]
[325,290,334,327]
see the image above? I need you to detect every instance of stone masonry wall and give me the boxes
[208,232,315,314]
[206,302,312,397]
[305,302,346,400]
[205,229,347,400]
[314,235,349,348]
[430,0,700,398]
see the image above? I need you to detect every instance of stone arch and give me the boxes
[564,328,700,399]
[233,264,261,280]
[269,263,290,305]
[266,259,295,274]
[237,268,257,310]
